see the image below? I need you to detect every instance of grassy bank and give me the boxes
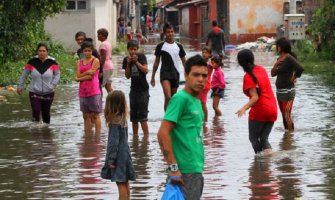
[295,40,335,86]
[295,40,333,72]
[0,43,129,87]
[0,52,76,87]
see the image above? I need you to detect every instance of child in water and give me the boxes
[211,55,226,117]
[100,90,136,199]
[199,46,213,123]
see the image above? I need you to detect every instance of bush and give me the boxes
[0,44,76,87]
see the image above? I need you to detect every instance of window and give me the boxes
[201,6,209,21]
[283,2,289,14]
[66,0,88,11]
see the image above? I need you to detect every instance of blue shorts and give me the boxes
[211,87,225,98]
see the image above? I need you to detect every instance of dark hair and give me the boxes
[211,55,223,67]
[202,46,212,54]
[276,37,297,59]
[237,49,258,86]
[184,54,208,74]
[97,28,109,38]
[75,31,86,39]
[36,42,48,52]
[163,23,173,33]
[212,20,218,27]
[81,38,94,50]
[127,40,139,49]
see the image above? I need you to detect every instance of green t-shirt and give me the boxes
[163,89,204,173]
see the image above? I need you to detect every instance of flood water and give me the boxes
[1,34,335,199]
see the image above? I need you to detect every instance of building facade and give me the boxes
[45,0,118,52]
[175,0,284,44]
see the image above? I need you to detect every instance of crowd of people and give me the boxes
[16,20,303,199]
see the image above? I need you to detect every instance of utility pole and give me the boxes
[135,0,141,29]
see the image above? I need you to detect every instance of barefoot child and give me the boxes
[101,91,136,199]
[198,47,213,123]
[75,40,102,134]
[122,40,149,135]
[210,55,225,116]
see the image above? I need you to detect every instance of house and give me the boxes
[155,0,180,32]
[45,0,118,52]
[176,0,284,44]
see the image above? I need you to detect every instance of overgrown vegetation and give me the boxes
[0,0,76,86]
[293,0,335,85]
[113,43,127,55]
[305,0,335,61]
[294,39,335,87]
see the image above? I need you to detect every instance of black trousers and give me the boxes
[248,120,274,154]
[29,92,54,123]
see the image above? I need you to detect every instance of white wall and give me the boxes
[45,11,95,52]
[94,0,117,48]
[229,0,283,35]
[179,7,189,36]
[45,0,117,52]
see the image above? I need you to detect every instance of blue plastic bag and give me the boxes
[161,182,185,200]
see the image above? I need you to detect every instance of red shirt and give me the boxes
[243,65,277,122]
[203,62,213,91]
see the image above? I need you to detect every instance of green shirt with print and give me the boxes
[163,89,204,173]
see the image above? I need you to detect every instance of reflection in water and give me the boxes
[28,126,62,199]
[78,133,103,195]
[130,135,151,199]
[248,157,279,199]
[277,132,302,199]
[322,130,335,200]
[1,38,335,199]
[203,117,226,198]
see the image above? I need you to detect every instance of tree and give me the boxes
[307,0,335,59]
[0,0,66,64]
[146,0,155,13]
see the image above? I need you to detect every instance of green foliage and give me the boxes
[295,39,335,88]
[0,45,76,86]
[113,43,127,55]
[145,0,155,13]
[0,0,76,86]
[307,0,335,60]
[0,0,66,64]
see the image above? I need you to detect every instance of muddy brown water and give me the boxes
[1,35,335,199]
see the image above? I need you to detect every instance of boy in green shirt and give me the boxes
[157,55,208,200]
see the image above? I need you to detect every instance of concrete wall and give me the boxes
[229,0,283,43]
[45,0,117,52]
[179,7,189,36]
[45,5,95,52]
[94,0,117,49]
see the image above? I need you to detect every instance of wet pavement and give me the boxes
[1,34,335,199]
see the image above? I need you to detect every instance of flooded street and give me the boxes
[1,35,335,199]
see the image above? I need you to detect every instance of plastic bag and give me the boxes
[161,183,185,200]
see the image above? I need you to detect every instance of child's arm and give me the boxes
[236,88,259,117]
[124,56,132,79]
[86,58,100,75]
[134,54,148,74]
[106,126,120,167]
[75,60,92,82]
[76,59,99,78]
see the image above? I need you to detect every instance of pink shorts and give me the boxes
[199,89,210,104]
